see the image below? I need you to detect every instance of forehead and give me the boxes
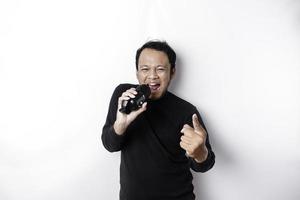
[138,48,170,66]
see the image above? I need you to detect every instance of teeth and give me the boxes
[148,83,160,91]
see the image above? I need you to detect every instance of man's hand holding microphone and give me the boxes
[114,85,150,135]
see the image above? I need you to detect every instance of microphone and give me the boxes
[119,84,151,114]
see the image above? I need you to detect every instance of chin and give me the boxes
[149,95,159,100]
[150,90,166,100]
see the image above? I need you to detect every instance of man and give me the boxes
[102,40,215,200]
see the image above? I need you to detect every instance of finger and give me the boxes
[182,131,195,138]
[180,135,193,144]
[181,135,193,142]
[192,114,206,136]
[118,96,129,109]
[134,102,147,114]
[126,88,137,95]
[128,87,137,94]
[121,88,138,98]
[179,141,190,151]
[118,95,131,108]
[185,151,191,157]
[181,130,195,138]
[192,114,202,132]
[180,124,193,134]
[141,102,147,109]
[180,142,193,157]
[129,102,147,118]
[119,96,130,102]
[122,91,136,99]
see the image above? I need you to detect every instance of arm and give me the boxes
[189,131,215,172]
[101,84,147,152]
[180,111,215,172]
[101,84,126,152]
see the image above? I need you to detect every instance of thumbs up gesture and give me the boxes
[180,114,208,163]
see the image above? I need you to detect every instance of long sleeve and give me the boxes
[188,110,216,172]
[189,134,215,172]
[101,84,128,152]
[102,88,215,199]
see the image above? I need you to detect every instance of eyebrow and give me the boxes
[139,65,167,68]
[157,65,167,68]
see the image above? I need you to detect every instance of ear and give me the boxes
[170,68,176,80]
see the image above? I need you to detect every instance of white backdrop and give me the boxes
[1,0,300,200]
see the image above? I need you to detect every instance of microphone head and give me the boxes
[136,84,151,98]
[119,84,151,114]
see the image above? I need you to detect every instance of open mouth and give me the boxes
[148,83,160,92]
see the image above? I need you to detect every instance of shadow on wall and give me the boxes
[170,54,236,166]
[168,53,185,93]
[170,55,236,200]
[193,121,236,200]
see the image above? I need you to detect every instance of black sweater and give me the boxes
[102,84,215,200]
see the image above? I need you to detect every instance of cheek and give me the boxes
[160,74,171,84]
[137,73,146,82]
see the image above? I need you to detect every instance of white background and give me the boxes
[1,0,300,200]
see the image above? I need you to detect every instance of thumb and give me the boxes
[134,102,147,115]
[192,114,202,132]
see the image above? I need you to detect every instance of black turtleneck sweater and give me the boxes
[102,84,215,200]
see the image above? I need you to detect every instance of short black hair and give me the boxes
[135,40,176,70]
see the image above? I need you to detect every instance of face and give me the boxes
[136,48,175,100]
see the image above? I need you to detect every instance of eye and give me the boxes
[157,67,166,72]
[140,68,149,72]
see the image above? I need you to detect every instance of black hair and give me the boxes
[135,40,176,70]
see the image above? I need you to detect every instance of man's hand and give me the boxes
[180,114,208,163]
[114,88,147,135]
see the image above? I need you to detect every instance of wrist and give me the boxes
[113,120,127,135]
[194,147,208,163]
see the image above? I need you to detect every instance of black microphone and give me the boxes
[119,84,151,114]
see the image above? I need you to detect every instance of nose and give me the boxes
[148,68,158,79]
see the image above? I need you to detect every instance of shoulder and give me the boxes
[113,83,137,94]
[115,83,137,91]
[109,83,138,101]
